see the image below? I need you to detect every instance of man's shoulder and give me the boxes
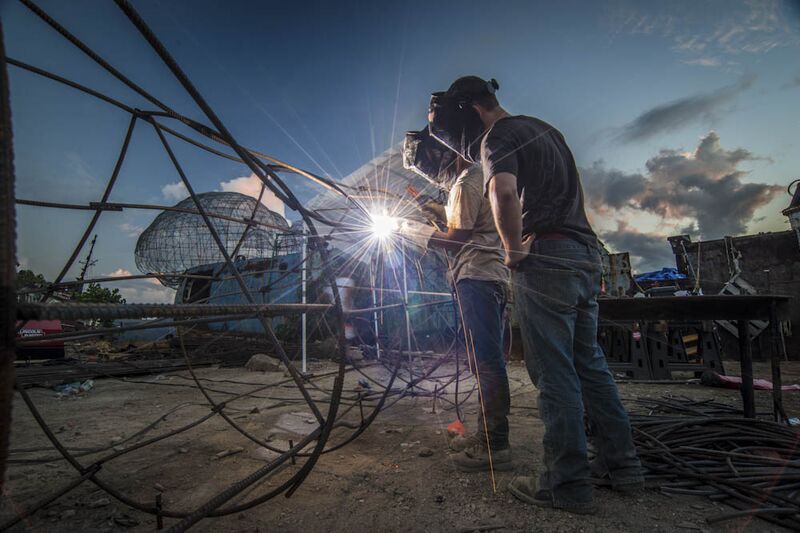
[453,166,484,190]
[483,116,565,158]
[500,115,559,134]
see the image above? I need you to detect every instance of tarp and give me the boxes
[701,370,800,392]
[634,267,687,282]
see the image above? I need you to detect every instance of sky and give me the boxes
[3,0,800,302]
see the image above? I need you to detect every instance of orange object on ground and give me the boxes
[447,420,466,437]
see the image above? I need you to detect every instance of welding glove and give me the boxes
[399,219,436,250]
[421,199,446,223]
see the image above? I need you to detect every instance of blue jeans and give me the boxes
[512,239,641,505]
[455,278,510,450]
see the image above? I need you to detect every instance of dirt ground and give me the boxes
[2,359,799,533]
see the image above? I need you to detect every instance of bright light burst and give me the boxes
[370,212,399,240]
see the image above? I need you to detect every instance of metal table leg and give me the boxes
[770,302,786,422]
[738,320,755,418]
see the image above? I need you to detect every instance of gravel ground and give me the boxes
[2,359,798,532]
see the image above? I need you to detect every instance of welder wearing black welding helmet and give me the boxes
[402,126,459,189]
[427,77,499,164]
[401,117,512,474]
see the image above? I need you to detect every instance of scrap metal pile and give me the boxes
[628,397,800,529]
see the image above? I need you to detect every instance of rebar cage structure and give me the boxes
[135,192,299,288]
[0,2,481,531]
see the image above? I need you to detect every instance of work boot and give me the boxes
[452,442,512,472]
[508,476,596,515]
[449,432,484,452]
[589,459,644,493]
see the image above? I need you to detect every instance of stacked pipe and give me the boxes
[624,397,800,529]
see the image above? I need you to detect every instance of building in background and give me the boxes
[667,186,799,359]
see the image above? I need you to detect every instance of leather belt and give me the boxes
[535,232,571,241]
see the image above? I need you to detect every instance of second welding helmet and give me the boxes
[402,127,458,188]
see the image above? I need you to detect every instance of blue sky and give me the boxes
[3,0,800,301]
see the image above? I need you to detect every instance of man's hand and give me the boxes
[399,219,436,250]
[505,234,534,269]
[420,200,446,222]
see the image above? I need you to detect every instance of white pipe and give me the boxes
[301,228,308,374]
[401,240,411,351]
[370,257,381,360]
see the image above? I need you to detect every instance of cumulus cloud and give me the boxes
[161,181,188,203]
[219,174,285,217]
[581,163,647,212]
[107,268,133,278]
[95,269,175,303]
[584,132,780,238]
[118,284,175,304]
[600,223,677,272]
[119,223,144,238]
[616,75,754,143]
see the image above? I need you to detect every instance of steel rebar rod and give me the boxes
[17,302,331,321]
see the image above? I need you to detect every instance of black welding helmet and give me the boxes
[427,92,485,164]
[402,127,458,188]
[428,77,499,164]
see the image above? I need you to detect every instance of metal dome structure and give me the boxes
[135,191,299,286]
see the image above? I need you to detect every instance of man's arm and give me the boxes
[488,172,528,268]
[427,172,482,253]
[429,227,472,253]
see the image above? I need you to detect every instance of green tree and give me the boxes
[16,269,47,291]
[74,283,127,327]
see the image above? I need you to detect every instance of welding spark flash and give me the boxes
[370,212,399,240]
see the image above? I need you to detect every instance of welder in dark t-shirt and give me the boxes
[428,76,643,515]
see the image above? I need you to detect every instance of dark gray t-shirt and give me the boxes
[481,115,597,247]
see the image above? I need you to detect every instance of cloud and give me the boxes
[119,223,144,238]
[682,57,721,67]
[118,284,175,304]
[616,75,754,143]
[65,152,100,188]
[219,174,285,217]
[611,1,800,59]
[582,131,781,259]
[581,162,647,212]
[161,181,188,203]
[107,268,133,278]
[600,223,677,272]
[782,73,800,90]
